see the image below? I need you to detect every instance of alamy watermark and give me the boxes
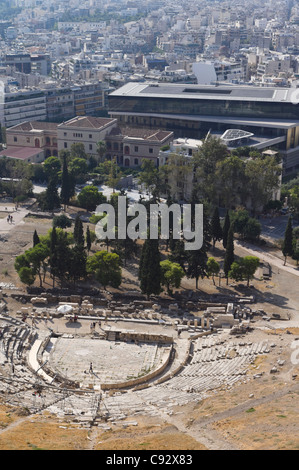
[95,196,203,251]
[291,340,299,365]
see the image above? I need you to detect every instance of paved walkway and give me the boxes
[0,206,29,234]
[28,333,54,383]
[235,241,299,278]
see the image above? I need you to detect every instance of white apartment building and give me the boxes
[0,80,47,128]
[57,22,106,32]
[256,54,293,78]
[192,60,245,85]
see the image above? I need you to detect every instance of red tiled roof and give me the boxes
[0,146,43,160]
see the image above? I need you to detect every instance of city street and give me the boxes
[260,214,299,240]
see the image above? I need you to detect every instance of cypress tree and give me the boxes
[222,210,230,249]
[60,153,72,210]
[55,231,72,284]
[139,239,161,299]
[224,224,235,283]
[86,225,91,253]
[169,239,188,272]
[186,248,208,290]
[33,229,40,247]
[72,215,87,284]
[282,216,293,265]
[186,202,210,289]
[74,215,84,246]
[211,207,223,249]
[45,178,60,211]
[69,244,87,284]
[49,227,58,287]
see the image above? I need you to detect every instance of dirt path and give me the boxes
[0,413,32,437]
[85,426,99,450]
[157,409,240,450]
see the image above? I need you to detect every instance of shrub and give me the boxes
[53,214,72,229]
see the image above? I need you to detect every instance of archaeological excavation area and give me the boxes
[2,286,297,435]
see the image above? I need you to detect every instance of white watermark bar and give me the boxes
[291,340,299,365]
[95,196,203,251]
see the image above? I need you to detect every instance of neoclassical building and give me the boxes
[5,121,59,159]
[2,116,173,168]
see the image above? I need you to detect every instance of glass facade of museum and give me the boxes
[109,95,299,121]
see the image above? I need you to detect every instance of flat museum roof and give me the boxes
[110,82,299,104]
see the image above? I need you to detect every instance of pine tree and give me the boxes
[224,224,235,283]
[282,216,293,265]
[211,207,223,249]
[222,210,230,249]
[139,239,161,299]
[33,229,40,247]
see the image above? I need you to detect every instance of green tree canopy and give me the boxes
[282,216,294,265]
[192,136,229,203]
[77,185,106,211]
[87,251,122,289]
[207,257,220,285]
[229,256,260,286]
[211,207,223,248]
[224,225,235,281]
[43,156,61,182]
[160,260,185,295]
[139,239,161,298]
[18,266,35,286]
[70,142,87,160]
[244,155,281,215]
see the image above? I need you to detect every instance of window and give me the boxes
[134,158,139,165]
[149,148,153,153]
[14,137,17,142]
[26,137,30,143]
[64,142,68,148]
[64,132,67,136]
[89,134,92,138]
[134,146,138,152]
[89,144,93,151]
